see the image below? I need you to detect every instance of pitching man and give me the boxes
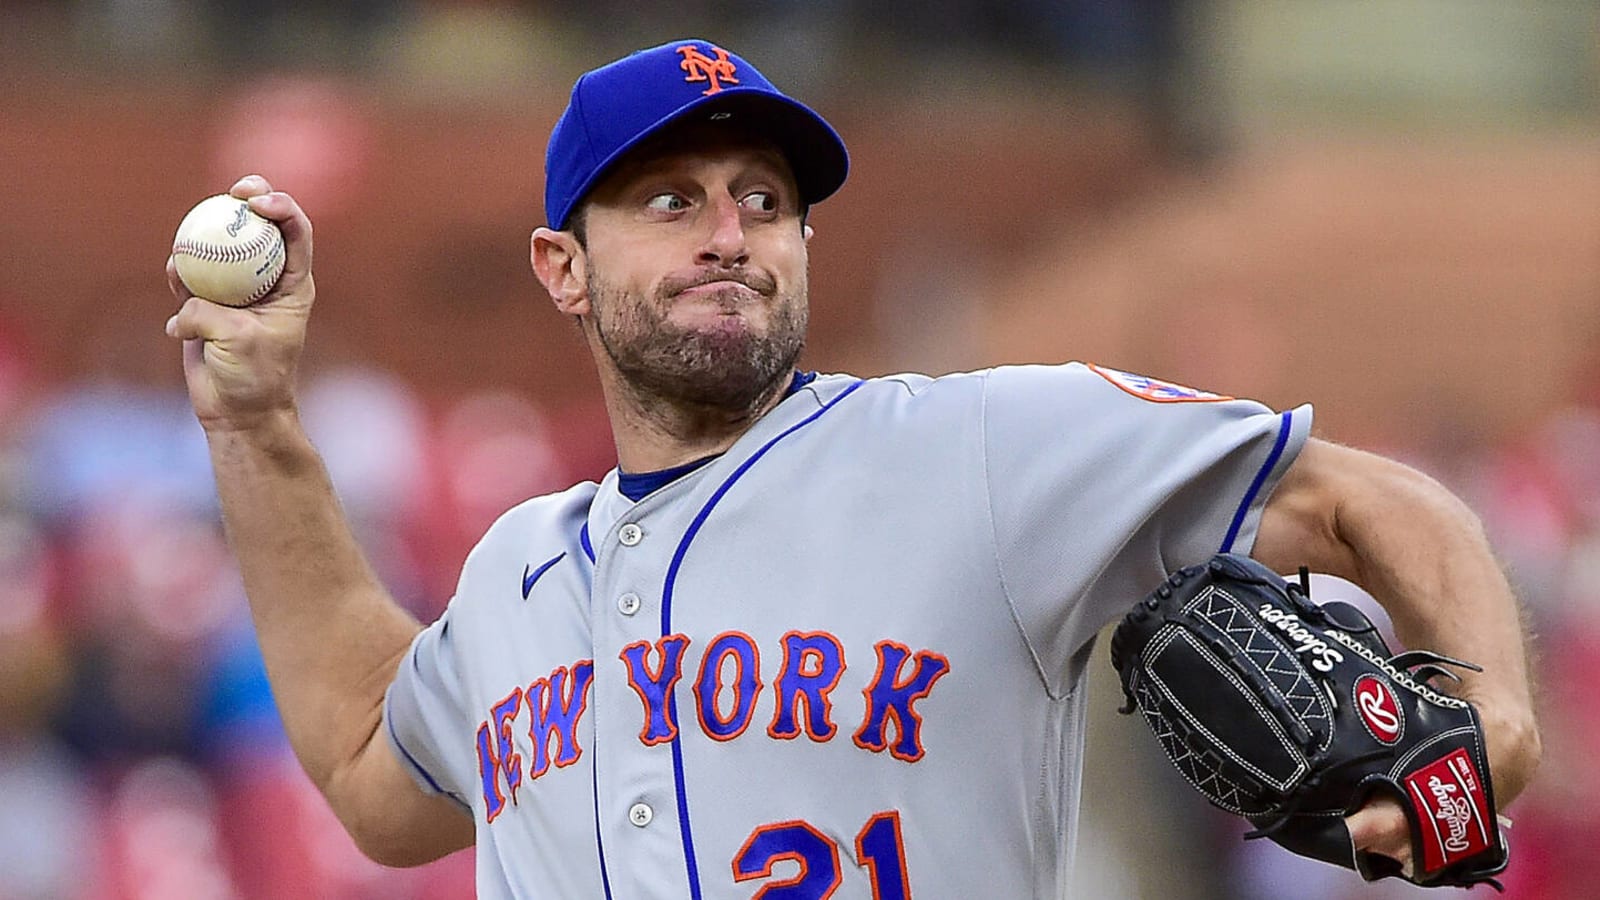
[165,40,1539,898]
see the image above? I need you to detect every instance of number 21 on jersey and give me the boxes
[733,810,911,898]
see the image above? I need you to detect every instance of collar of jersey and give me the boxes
[614,370,819,502]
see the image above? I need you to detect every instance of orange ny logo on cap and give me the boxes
[676,44,739,96]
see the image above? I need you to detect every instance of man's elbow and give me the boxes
[350,823,467,869]
[336,796,476,868]
[320,751,477,868]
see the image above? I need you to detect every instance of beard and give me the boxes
[588,266,808,415]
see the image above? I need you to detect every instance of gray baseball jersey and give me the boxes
[383,363,1312,899]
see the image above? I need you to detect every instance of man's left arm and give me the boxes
[1252,437,1541,868]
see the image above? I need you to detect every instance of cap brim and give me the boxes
[560,88,848,226]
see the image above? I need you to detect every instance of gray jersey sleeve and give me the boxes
[381,484,596,815]
[383,602,476,811]
[981,362,1312,692]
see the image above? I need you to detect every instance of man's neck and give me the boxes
[602,371,792,473]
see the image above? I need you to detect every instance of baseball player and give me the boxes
[164,40,1538,898]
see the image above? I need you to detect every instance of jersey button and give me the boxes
[617,592,642,616]
[619,523,643,546]
[628,802,654,827]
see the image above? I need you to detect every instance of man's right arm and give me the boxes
[166,176,473,865]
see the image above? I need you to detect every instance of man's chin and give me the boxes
[636,333,798,413]
[645,365,790,415]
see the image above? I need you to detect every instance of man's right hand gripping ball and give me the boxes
[1110,553,1510,890]
[166,175,315,432]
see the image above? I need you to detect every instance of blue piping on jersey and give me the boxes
[593,748,615,900]
[385,709,470,813]
[659,378,866,899]
[579,518,608,896]
[1220,410,1294,554]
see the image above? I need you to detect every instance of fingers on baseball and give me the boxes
[247,191,313,278]
[228,174,273,199]
[166,255,194,303]
[167,295,252,343]
[226,174,315,279]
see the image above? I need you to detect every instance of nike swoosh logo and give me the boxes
[522,551,567,599]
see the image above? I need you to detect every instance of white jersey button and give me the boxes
[619,523,643,546]
[617,592,642,616]
[628,802,653,827]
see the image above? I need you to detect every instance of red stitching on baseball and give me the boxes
[173,223,280,264]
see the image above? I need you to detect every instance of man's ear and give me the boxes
[531,227,589,316]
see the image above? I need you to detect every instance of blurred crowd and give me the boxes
[2,306,1598,898]
[0,316,617,899]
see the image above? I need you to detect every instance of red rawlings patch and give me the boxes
[1404,749,1493,874]
[1354,675,1403,744]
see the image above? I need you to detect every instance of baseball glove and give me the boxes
[1109,553,1508,890]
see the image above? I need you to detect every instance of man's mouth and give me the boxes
[665,268,776,301]
[675,280,762,303]
[686,279,746,290]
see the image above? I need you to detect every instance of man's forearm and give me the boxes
[1258,440,1540,802]
[166,179,470,860]
[207,408,422,790]
[1330,455,1539,799]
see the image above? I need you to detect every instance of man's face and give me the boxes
[576,130,811,413]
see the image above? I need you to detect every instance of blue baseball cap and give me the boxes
[544,39,850,230]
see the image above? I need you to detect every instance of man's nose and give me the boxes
[696,194,749,267]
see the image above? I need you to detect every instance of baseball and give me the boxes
[171,194,286,307]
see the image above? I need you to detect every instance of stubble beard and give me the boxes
[589,270,808,419]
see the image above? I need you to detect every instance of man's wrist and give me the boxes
[203,406,319,471]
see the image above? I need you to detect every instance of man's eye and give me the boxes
[740,191,777,213]
[647,193,688,212]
